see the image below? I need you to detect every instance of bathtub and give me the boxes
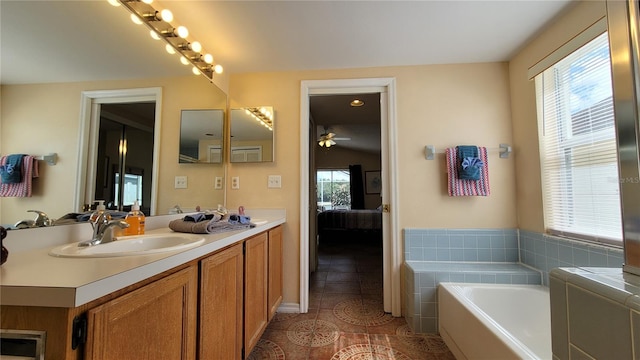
[438,283,552,360]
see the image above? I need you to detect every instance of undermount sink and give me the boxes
[49,233,205,258]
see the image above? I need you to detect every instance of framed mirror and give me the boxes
[230,107,275,163]
[179,109,225,164]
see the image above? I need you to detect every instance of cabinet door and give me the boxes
[199,243,243,360]
[268,225,283,321]
[244,232,268,355]
[84,266,198,360]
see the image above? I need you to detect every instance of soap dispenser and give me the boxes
[90,200,107,223]
[124,200,145,236]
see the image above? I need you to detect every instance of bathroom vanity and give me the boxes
[0,210,285,360]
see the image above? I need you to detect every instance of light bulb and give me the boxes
[176,26,189,38]
[107,0,120,6]
[130,14,142,25]
[203,54,214,64]
[150,30,160,40]
[165,44,175,54]
[191,41,202,53]
[192,66,200,75]
[214,64,223,74]
[159,9,173,22]
[142,0,153,4]
[180,56,190,65]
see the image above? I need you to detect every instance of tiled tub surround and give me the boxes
[519,230,624,285]
[404,261,541,333]
[404,229,520,263]
[402,228,625,334]
[403,228,541,333]
[549,267,640,360]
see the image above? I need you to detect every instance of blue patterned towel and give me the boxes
[456,146,482,180]
[0,154,25,184]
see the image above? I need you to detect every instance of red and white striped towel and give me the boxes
[0,155,39,197]
[445,147,490,196]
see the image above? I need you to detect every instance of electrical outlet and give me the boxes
[214,177,223,189]
[268,175,282,188]
[231,176,240,189]
[174,176,187,189]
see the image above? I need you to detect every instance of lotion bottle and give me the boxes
[124,200,145,236]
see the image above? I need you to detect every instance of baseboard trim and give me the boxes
[277,302,301,313]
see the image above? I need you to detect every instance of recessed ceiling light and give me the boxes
[350,99,364,107]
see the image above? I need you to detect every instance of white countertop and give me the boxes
[0,209,285,308]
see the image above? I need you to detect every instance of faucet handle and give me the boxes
[28,210,52,227]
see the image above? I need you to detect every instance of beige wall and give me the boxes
[1,75,226,225]
[228,62,516,304]
[509,0,606,232]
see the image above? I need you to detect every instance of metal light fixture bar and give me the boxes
[117,0,220,81]
[244,107,274,131]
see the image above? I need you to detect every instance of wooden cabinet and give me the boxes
[1,225,284,360]
[267,226,283,321]
[199,242,244,360]
[84,266,198,360]
[243,232,269,355]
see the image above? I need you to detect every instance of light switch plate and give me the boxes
[231,176,240,189]
[214,177,223,189]
[175,176,187,189]
[268,175,282,188]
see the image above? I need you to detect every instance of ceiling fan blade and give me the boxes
[333,137,351,141]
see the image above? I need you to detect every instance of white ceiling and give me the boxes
[1,0,576,153]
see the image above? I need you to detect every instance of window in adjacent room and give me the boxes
[535,31,622,245]
[316,169,351,211]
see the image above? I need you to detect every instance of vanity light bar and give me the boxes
[244,108,273,131]
[115,0,222,82]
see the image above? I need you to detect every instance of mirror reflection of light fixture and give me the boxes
[243,107,274,131]
[114,0,223,81]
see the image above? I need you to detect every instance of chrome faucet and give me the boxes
[29,210,53,227]
[78,212,129,247]
[13,210,52,229]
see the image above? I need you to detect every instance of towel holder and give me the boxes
[34,153,57,166]
[424,145,511,160]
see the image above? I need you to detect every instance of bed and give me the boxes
[317,209,382,241]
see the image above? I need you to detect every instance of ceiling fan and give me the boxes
[318,126,351,148]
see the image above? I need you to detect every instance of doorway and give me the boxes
[94,103,155,214]
[299,78,400,316]
[76,88,162,215]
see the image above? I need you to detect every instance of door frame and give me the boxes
[75,87,162,215]
[299,78,400,316]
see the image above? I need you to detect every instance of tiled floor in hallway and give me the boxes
[248,236,456,360]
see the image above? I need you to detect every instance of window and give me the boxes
[316,170,351,210]
[114,172,143,207]
[535,32,622,244]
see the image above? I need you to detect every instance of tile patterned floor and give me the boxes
[248,238,456,360]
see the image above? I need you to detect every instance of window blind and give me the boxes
[535,32,622,243]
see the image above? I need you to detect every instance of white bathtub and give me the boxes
[438,283,552,360]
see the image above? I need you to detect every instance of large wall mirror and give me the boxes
[179,109,225,164]
[0,1,228,229]
[230,107,275,163]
